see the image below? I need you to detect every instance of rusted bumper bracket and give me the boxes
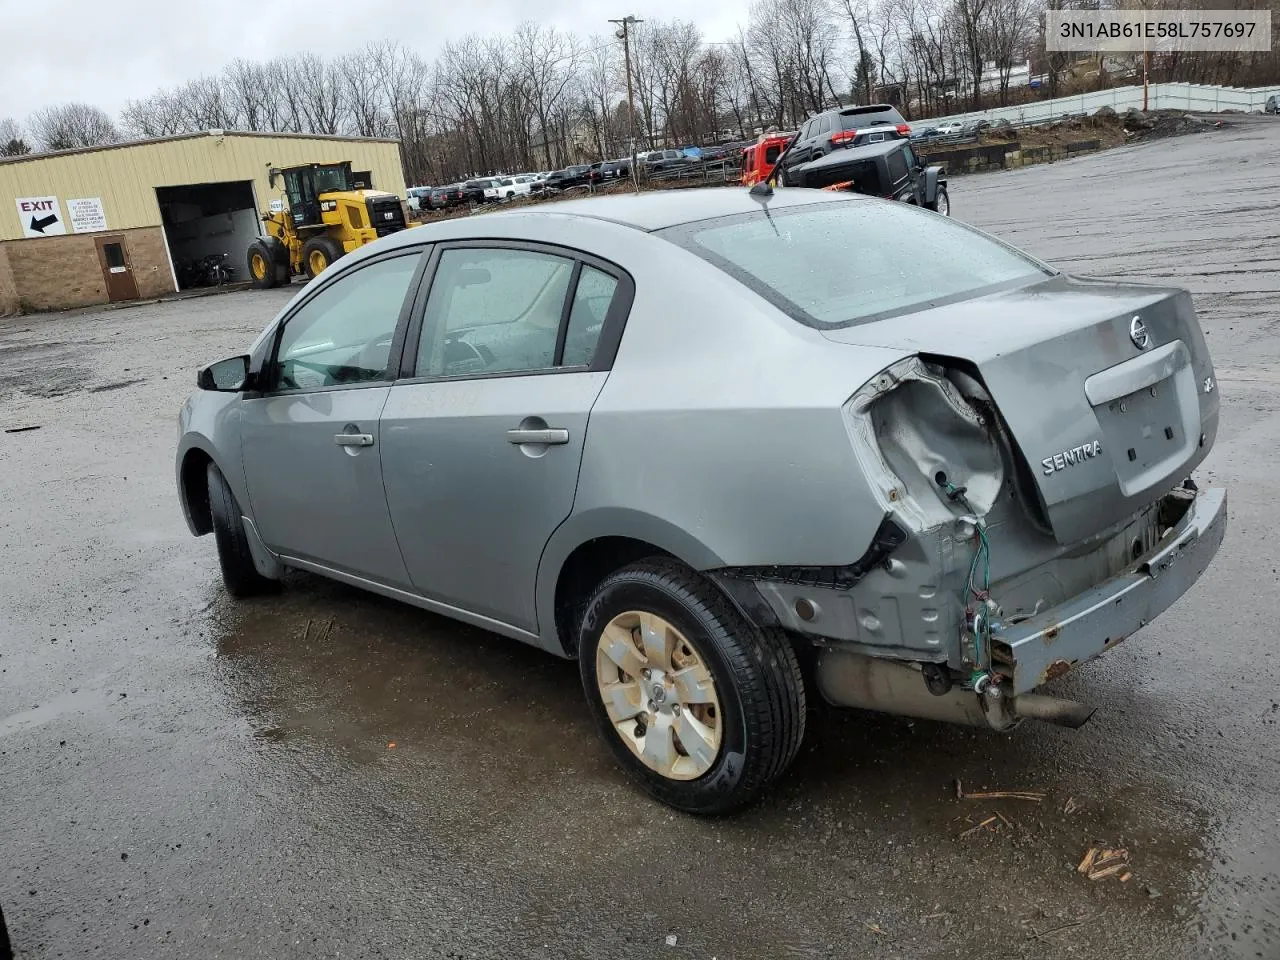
[992,487,1227,694]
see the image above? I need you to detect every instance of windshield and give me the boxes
[312,164,353,193]
[663,200,1051,328]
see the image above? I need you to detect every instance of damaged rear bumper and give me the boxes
[992,486,1227,694]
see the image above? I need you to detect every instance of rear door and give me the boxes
[380,242,633,632]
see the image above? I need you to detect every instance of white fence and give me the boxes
[916,82,1279,128]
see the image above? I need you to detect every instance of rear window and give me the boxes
[664,201,1051,328]
[839,106,905,131]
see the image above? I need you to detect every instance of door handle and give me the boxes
[506,428,569,445]
[334,433,375,447]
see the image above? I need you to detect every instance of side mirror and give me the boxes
[197,355,251,392]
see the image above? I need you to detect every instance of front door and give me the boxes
[240,250,425,587]
[94,236,139,302]
[380,243,628,632]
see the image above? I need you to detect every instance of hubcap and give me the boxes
[938,192,950,216]
[595,611,722,781]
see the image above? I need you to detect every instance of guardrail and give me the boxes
[643,158,743,184]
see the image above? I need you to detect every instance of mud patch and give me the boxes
[0,341,91,398]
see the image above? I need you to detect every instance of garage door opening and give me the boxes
[156,182,258,290]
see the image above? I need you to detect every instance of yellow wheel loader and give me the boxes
[247,161,408,288]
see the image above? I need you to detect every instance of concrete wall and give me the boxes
[918,139,1102,176]
[0,226,174,314]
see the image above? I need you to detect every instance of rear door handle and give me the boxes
[334,433,375,447]
[506,428,569,445]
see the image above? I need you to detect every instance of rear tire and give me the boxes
[929,185,950,216]
[247,241,279,289]
[577,558,806,815]
[207,463,276,598]
[302,236,342,280]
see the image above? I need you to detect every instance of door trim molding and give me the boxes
[277,554,545,650]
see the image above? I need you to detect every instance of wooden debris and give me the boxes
[1078,847,1100,874]
[1088,863,1128,881]
[1119,872,1133,883]
[1062,796,1080,815]
[1078,844,1133,881]
[958,815,998,839]
[954,779,1045,802]
[1027,918,1087,942]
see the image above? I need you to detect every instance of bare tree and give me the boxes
[28,102,118,150]
[0,117,32,156]
[224,59,271,132]
[512,23,584,168]
[984,0,1035,105]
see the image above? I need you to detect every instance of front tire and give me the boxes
[578,559,806,814]
[207,463,276,598]
[247,241,279,289]
[302,236,342,280]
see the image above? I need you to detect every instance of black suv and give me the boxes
[589,159,630,184]
[544,165,592,190]
[785,138,949,216]
[781,104,910,177]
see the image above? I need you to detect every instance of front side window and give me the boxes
[273,254,420,390]
[665,201,1050,328]
[415,248,575,378]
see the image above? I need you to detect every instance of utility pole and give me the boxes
[610,15,644,192]
[1141,0,1150,112]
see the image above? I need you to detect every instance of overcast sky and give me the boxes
[0,0,747,122]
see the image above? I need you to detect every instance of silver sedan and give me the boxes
[177,188,1225,813]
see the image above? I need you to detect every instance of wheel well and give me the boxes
[553,537,675,657]
[180,449,214,535]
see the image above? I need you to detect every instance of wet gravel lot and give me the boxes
[3,120,1278,960]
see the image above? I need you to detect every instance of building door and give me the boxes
[94,236,139,302]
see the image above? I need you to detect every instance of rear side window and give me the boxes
[415,248,573,377]
[886,150,909,182]
[664,202,1050,328]
[563,267,618,367]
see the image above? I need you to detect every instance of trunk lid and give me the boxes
[824,275,1219,544]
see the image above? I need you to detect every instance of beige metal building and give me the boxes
[0,131,406,314]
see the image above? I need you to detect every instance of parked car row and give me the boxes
[407,173,552,212]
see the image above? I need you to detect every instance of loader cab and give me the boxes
[277,162,356,228]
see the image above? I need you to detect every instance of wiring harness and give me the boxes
[938,476,999,690]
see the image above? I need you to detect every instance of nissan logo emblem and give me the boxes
[1129,316,1150,350]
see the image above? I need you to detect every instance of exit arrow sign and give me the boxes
[15,196,67,237]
